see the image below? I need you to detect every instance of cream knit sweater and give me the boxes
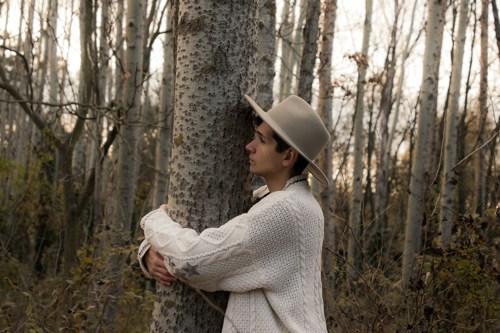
[139,175,327,333]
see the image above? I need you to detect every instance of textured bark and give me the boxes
[149,1,258,332]
[255,0,276,110]
[440,0,470,247]
[472,0,489,214]
[297,0,321,103]
[347,0,372,278]
[402,0,445,289]
[278,0,295,99]
[317,0,337,316]
[104,0,145,323]
[152,8,174,208]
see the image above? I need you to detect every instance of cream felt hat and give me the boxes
[245,94,331,185]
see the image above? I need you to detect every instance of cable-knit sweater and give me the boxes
[139,175,327,333]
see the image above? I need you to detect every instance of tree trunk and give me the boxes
[347,0,373,279]
[152,7,174,208]
[149,1,258,332]
[104,0,145,323]
[491,0,500,61]
[472,0,489,215]
[440,0,470,247]
[62,0,94,277]
[402,0,445,289]
[373,0,399,258]
[255,0,276,110]
[278,0,296,99]
[318,0,337,289]
[297,0,321,103]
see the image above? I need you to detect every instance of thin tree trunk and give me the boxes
[472,0,489,214]
[373,0,399,258]
[104,0,145,324]
[402,0,445,289]
[297,0,321,103]
[491,0,500,60]
[318,0,337,325]
[440,0,470,247]
[278,0,295,99]
[152,7,174,209]
[255,0,276,110]
[347,0,373,279]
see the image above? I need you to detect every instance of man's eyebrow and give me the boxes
[255,129,267,139]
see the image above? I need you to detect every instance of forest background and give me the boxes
[0,0,499,332]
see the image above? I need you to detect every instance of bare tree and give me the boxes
[104,0,145,322]
[347,0,373,278]
[402,0,445,288]
[440,0,470,247]
[297,0,321,103]
[255,0,276,110]
[472,0,489,214]
[152,7,175,208]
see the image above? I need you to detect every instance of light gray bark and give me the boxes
[402,0,445,289]
[317,0,337,324]
[255,0,276,110]
[104,0,145,323]
[347,0,373,278]
[152,8,174,209]
[472,0,489,215]
[297,0,321,103]
[440,0,470,247]
[149,1,258,331]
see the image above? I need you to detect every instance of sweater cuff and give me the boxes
[137,239,152,278]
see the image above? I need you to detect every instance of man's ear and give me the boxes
[282,148,299,167]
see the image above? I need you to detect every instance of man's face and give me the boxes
[245,122,285,179]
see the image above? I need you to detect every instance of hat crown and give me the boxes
[266,96,329,161]
[245,94,331,185]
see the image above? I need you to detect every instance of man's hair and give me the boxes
[255,117,309,175]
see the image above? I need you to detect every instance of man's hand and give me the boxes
[145,247,177,287]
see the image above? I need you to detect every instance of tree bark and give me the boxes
[104,0,145,323]
[402,0,445,289]
[472,0,489,214]
[317,0,337,318]
[255,0,276,110]
[297,0,321,103]
[347,0,373,279]
[152,7,174,208]
[149,1,258,332]
[440,0,470,247]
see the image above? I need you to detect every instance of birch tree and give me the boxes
[373,0,399,255]
[297,0,321,103]
[472,0,489,215]
[152,7,174,208]
[318,0,337,288]
[149,1,258,331]
[347,0,373,278]
[402,0,445,288]
[104,0,145,322]
[440,0,470,247]
[255,0,276,110]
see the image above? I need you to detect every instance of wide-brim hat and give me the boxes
[245,94,330,185]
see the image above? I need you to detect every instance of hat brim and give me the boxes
[245,95,329,186]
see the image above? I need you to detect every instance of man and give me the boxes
[138,94,330,332]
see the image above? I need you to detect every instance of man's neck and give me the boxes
[265,173,294,192]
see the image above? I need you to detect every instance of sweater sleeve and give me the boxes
[141,209,266,292]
